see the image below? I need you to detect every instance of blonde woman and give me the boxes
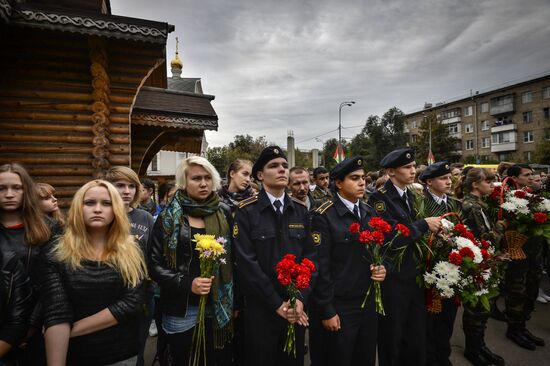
[36,183,65,227]
[150,156,233,365]
[41,180,147,366]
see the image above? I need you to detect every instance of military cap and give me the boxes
[330,156,365,181]
[380,148,415,168]
[252,145,287,179]
[419,161,451,182]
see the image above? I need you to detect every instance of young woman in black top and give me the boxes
[36,183,65,228]
[42,180,147,366]
[218,159,254,213]
[0,163,54,365]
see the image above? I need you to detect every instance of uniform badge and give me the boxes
[375,202,386,213]
[406,153,411,159]
[445,164,449,169]
[357,159,362,166]
[274,148,279,153]
[232,224,239,237]
[311,232,321,246]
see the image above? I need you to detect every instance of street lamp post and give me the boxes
[339,101,355,146]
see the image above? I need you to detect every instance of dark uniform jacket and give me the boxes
[368,179,429,282]
[233,189,316,311]
[311,196,377,320]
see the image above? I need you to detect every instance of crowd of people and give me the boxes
[0,146,548,366]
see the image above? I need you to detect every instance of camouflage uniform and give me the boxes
[312,186,333,204]
[461,194,505,363]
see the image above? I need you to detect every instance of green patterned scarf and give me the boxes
[159,189,233,348]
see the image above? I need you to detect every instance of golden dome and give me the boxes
[170,37,183,70]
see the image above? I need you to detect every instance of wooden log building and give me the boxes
[0,0,219,207]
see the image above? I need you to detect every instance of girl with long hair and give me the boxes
[218,159,253,213]
[36,183,65,227]
[0,163,55,365]
[456,168,506,366]
[41,180,147,366]
[150,156,233,365]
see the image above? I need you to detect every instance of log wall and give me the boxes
[0,27,165,207]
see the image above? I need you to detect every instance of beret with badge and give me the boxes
[330,156,365,181]
[419,161,451,183]
[252,145,287,180]
[380,147,416,168]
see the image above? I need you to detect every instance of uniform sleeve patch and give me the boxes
[312,232,321,246]
[232,223,239,238]
[375,202,386,213]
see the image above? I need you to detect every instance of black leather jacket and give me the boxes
[0,250,32,348]
[149,203,231,317]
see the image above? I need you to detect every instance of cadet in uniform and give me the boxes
[419,162,461,366]
[367,148,441,366]
[233,146,316,366]
[504,165,545,350]
[456,168,505,366]
[309,156,387,366]
[312,167,333,203]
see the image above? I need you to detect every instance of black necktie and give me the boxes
[273,199,283,218]
[402,192,411,213]
[353,205,361,222]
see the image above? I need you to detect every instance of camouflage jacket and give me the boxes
[461,194,505,248]
[312,186,333,203]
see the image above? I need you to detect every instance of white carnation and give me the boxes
[441,219,455,232]
[455,237,483,264]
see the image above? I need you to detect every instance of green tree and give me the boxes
[533,139,550,165]
[295,148,312,168]
[206,134,269,178]
[321,138,348,170]
[412,113,460,165]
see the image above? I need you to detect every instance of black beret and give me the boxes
[380,148,415,168]
[252,146,287,180]
[330,156,365,181]
[419,161,451,183]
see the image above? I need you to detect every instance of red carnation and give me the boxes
[514,190,527,199]
[368,217,392,234]
[349,222,361,233]
[371,231,385,245]
[459,247,475,259]
[301,258,316,272]
[481,249,490,261]
[489,186,502,201]
[359,230,373,244]
[480,240,490,250]
[394,223,410,238]
[295,274,310,289]
[534,212,548,223]
[282,254,296,262]
[278,273,291,286]
[449,252,462,265]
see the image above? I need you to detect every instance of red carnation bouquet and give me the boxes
[349,218,410,315]
[275,254,316,357]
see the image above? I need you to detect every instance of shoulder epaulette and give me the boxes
[238,196,258,208]
[290,196,307,208]
[315,200,333,215]
[378,187,387,194]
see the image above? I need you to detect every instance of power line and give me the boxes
[296,127,339,144]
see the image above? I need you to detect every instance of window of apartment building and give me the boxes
[543,86,550,99]
[490,94,513,108]
[481,120,490,130]
[464,123,474,133]
[544,107,550,120]
[481,137,490,148]
[464,106,473,116]
[448,123,459,134]
[411,120,417,129]
[523,111,533,123]
[411,134,417,143]
[524,151,532,162]
[466,140,474,150]
[492,131,515,144]
[441,109,460,120]
[545,128,550,140]
[523,131,534,143]
[480,102,489,113]
[521,91,533,104]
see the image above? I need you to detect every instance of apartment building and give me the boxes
[404,73,550,163]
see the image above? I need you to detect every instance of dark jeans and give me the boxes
[163,322,215,366]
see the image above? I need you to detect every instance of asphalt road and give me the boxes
[144,278,550,366]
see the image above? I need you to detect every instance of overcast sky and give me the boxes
[112,0,550,150]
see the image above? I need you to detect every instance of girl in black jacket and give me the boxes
[41,180,147,366]
[0,249,32,364]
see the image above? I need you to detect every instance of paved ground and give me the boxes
[144,278,550,365]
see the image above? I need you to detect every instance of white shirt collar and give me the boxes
[337,193,359,214]
[429,190,447,205]
[265,190,285,211]
[393,184,408,198]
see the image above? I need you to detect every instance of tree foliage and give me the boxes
[206,134,269,177]
[412,112,460,165]
[533,139,550,165]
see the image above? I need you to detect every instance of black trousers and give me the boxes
[163,321,215,366]
[377,278,426,366]
[310,296,378,366]
[243,298,305,366]
[426,299,458,366]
